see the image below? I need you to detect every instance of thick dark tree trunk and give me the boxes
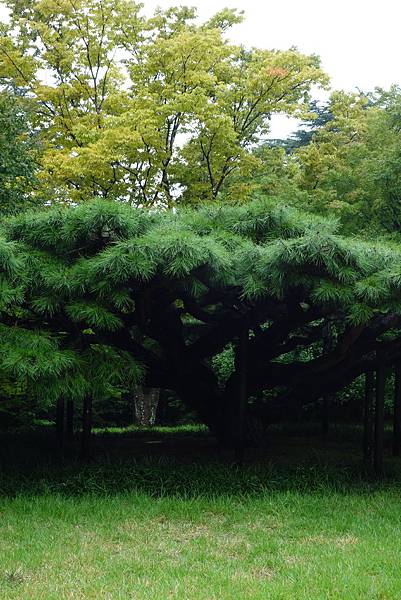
[55,396,65,454]
[234,323,248,463]
[134,386,160,426]
[321,319,335,434]
[80,396,93,461]
[393,362,401,456]
[363,371,375,467]
[374,361,386,476]
[322,395,332,435]
[218,321,250,453]
[66,399,74,442]
[174,361,223,438]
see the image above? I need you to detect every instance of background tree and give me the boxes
[1,0,328,206]
[0,90,40,214]
[269,99,335,152]
[291,87,401,234]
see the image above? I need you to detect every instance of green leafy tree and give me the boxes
[293,87,401,234]
[269,99,334,152]
[1,0,328,205]
[0,91,40,214]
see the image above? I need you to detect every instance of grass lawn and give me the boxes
[1,425,401,599]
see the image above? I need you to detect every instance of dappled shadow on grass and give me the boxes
[2,424,401,498]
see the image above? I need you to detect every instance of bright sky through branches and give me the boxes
[143,0,401,90]
[144,0,401,137]
[1,0,400,137]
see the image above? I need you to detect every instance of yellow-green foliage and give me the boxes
[1,0,328,206]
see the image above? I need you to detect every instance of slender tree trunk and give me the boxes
[66,399,74,442]
[374,361,386,476]
[321,320,335,434]
[235,323,248,464]
[393,362,401,456]
[134,386,159,426]
[80,396,93,461]
[322,395,332,435]
[363,370,374,466]
[56,396,65,454]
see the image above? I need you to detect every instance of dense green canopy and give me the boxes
[2,197,401,438]
[0,92,39,214]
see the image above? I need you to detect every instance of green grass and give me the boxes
[2,491,401,599]
[2,426,401,599]
[92,423,209,436]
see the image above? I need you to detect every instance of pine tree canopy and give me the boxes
[2,197,401,433]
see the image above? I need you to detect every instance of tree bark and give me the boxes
[80,396,93,461]
[321,319,335,434]
[55,396,65,454]
[66,399,74,442]
[374,361,386,476]
[393,362,401,456]
[134,386,160,426]
[322,395,332,435]
[234,323,248,463]
[363,371,374,466]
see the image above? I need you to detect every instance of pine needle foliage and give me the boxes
[3,196,401,429]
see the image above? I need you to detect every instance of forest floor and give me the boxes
[1,424,401,599]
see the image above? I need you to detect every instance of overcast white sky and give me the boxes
[144,0,400,91]
[145,0,401,137]
[2,0,401,137]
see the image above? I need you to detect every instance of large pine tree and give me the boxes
[2,197,401,446]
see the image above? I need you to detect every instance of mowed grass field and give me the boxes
[2,492,401,599]
[2,426,401,599]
